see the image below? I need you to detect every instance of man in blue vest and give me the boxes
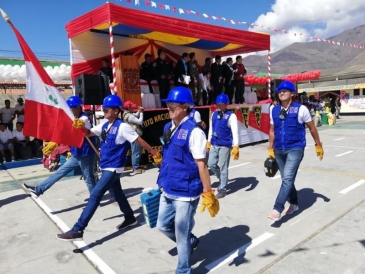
[23,96,96,197]
[57,95,162,241]
[156,87,219,274]
[206,94,239,199]
[268,81,324,221]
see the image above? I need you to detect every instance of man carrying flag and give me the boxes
[23,96,97,197]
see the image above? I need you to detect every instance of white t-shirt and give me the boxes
[12,129,26,142]
[207,111,239,147]
[0,129,13,143]
[14,104,25,123]
[164,116,207,201]
[270,105,312,125]
[0,107,15,123]
[91,120,138,173]
[192,109,201,123]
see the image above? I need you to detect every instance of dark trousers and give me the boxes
[14,141,36,160]
[202,90,208,106]
[235,80,245,104]
[158,79,171,107]
[212,82,223,104]
[225,83,234,104]
[5,122,13,131]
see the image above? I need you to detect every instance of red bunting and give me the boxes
[145,0,150,6]
[159,3,164,9]
[126,0,131,3]
[173,7,176,13]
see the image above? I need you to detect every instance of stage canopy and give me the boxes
[66,3,270,79]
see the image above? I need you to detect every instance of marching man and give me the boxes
[207,94,239,199]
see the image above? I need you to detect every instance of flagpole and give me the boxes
[85,136,100,158]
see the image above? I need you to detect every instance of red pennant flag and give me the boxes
[159,3,164,9]
[3,14,84,147]
[126,0,131,3]
[145,0,150,6]
[173,7,176,13]
[196,12,200,17]
[217,16,222,20]
[235,109,244,123]
[186,10,191,14]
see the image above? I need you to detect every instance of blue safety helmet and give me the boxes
[162,87,194,106]
[215,93,229,104]
[66,96,83,108]
[276,81,297,94]
[102,95,123,108]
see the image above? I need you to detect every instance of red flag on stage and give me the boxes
[3,13,84,148]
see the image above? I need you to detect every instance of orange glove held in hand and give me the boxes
[315,143,324,161]
[231,146,239,160]
[153,153,162,165]
[72,118,85,129]
[200,190,220,217]
[268,148,275,159]
[206,142,211,150]
[42,142,58,156]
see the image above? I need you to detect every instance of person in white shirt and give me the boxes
[206,93,239,199]
[0,123,15,162]
[0,100,16,131]
[12,122,36,160]
[123,101,145,175]
[201,71,212,105]
[14,97,25,123]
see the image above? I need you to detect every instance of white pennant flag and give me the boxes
[190,10,196,14]
[179,8,184,14]
[222,17,226,21]
[135,0,139,5]
[230,20,235,24]
[203,13,209,18]
[165,5,170,10]
[151,1,157,7]
[212,16,217,20]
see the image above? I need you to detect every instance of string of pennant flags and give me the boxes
[120,0,365,50]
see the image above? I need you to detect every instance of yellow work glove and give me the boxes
[42,142,58,156]
[206,141,211,150]
[72,118,85,129]
[200,190,220,217]
[66,152,72,160]
[153,153,162,165]
[231,146,239,160]
[315,143,324,161]
[268,148,275,159]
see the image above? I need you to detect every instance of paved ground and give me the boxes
[0,116,365,274]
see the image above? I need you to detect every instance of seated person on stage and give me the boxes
[0,123,15,162]
[12,122,37,160]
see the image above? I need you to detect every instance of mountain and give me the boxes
[244,24,365,76]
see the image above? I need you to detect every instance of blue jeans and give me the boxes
[35,155,96,196]
[157,195,199,274]
[131,141,142,170]
[273,149,304,213]
[208,146,231,191]
[72,170,134,231]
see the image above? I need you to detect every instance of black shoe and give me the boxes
[23,183,39,198]
[216,189,227,199]
[56,230,84,241]
[191,237,200,255]
[116,217,138,230]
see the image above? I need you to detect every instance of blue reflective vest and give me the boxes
[156,119,203,198]
[211,110,233,147]
[272,102,306,150]
[70,113,96,157]
[99,119,129,169]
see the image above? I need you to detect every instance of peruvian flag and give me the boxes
[7,21,84,147]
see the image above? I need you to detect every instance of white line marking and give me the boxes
[32,197,116,274]
[205,232,274,271]
[305,147,309,150]
[228,162,251,169]
[335,151,353,157]
[339,180,365,194]
[334,137,345,141]
[308,144,365,150]
[290,219,301,226]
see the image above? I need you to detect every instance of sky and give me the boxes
[0,0,365,61]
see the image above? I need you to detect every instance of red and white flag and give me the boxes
[2,11,84,147]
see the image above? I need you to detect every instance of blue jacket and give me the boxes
[99,119,129,169]
[70,113,96,157]
[272,102,306,150]
[211,110,233,147]
[156,119,203,198]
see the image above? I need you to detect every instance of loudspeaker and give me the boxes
[75,74,104,105]
[269,79,284,98]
